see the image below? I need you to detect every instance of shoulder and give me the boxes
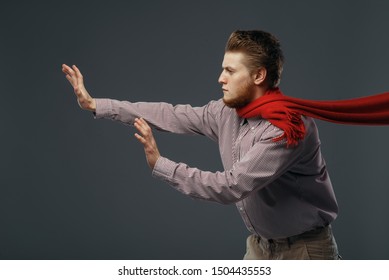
[259,121,285,142]
[301,116,321,145]
[207,98,235,118]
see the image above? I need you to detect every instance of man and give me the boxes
[62,30,341,259]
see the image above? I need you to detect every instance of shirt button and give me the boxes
[239,207,244,211]
[251,127,255,130]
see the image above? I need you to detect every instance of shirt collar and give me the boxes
[240,116,262,128]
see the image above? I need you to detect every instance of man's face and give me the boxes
[218,52,257,108]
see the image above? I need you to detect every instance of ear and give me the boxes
[253,67,267,85]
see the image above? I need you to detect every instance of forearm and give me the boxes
[94,98,220,140]
[152,157,245,204]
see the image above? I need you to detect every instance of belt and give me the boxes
[259,225,329,246]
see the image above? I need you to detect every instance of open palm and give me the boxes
[62,64,96,111]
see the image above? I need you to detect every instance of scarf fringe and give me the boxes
[271,109,306,147]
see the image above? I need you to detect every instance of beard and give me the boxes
[223,81,256,109]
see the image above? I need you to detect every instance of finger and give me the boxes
[62,64,70,73]
[137,118,152,131]
[134,133,146,145]
[65,74,74,84]
[135,118,152,137]
[72,65,83,81]
[62,64,75,75]
[138,117,150,126]
[135,118,146,129]
[134,120,148,136]
[62,64,71,70]
[62,67,70,75]
[63,69,75,81]
[134,119,143,131]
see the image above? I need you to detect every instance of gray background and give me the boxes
[1,0,388,260]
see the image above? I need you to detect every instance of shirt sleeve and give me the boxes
[151,126,305,204]
[94,98,221,142]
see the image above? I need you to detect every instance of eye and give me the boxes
[225,68,234,74]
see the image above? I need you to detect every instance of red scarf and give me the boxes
[236,87,389,147]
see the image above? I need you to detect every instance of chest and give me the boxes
[218,114,269,169]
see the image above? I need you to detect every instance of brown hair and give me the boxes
[225,30,284,88]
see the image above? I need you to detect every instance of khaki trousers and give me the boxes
[243,226,341,260]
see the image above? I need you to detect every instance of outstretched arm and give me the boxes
[62,64,96,111]
[133,118,304,205]
[62,64,221,141]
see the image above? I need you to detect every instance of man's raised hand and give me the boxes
[134,118,161,169]
[62,64,96,111]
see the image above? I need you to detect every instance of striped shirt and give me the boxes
[95,98,338,239]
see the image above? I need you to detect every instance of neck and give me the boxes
[250,85,269,101]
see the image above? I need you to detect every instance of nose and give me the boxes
[218,72,226,84]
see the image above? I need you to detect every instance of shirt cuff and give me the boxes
[152,156,178,182]
[94,98,113,119]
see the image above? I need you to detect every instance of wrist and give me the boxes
[150,155,161,170]
[87,98,96,112]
